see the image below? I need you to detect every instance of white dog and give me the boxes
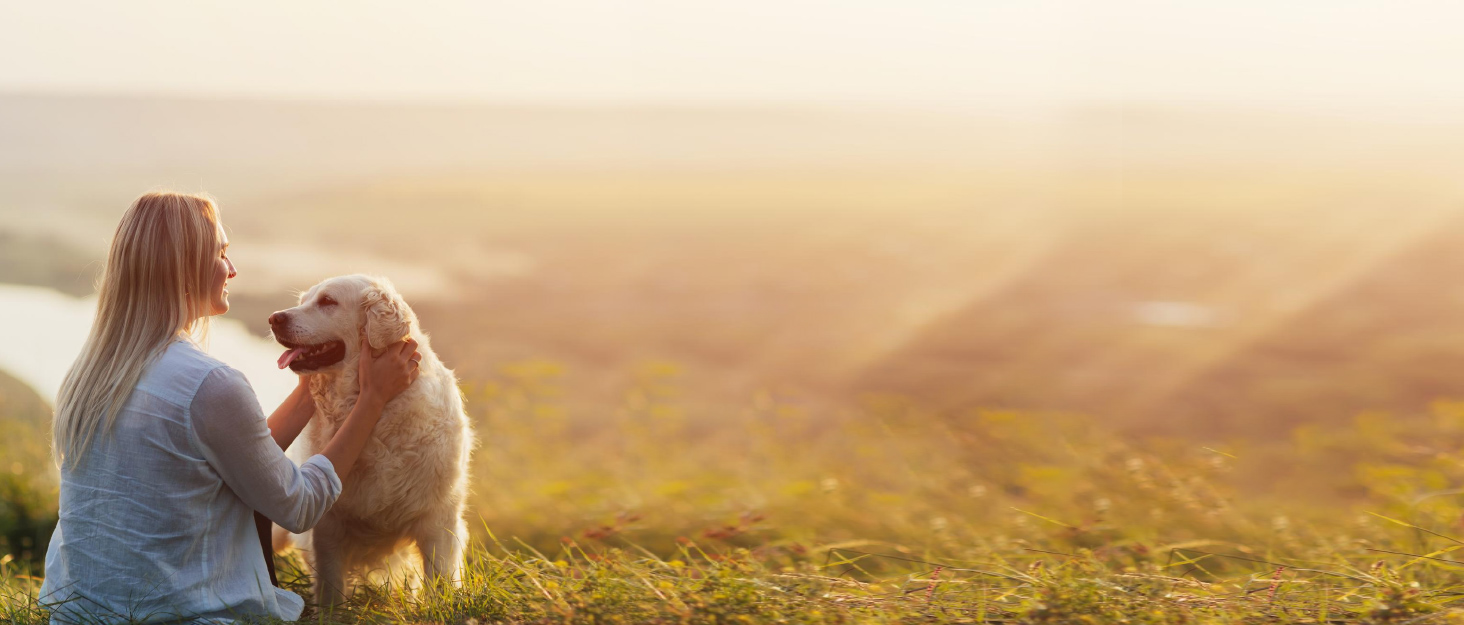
[268,274,474,605]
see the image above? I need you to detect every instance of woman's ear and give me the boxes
[360,279,415,350]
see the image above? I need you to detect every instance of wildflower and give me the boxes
[926,566,943,602]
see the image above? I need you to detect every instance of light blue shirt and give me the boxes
[40,339,341,623]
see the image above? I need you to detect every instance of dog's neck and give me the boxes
[308,365,361,424]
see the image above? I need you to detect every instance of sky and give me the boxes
[3,1,1464,117]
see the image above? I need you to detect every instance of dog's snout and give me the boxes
[268,311,289,327]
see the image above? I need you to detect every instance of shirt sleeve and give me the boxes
[190,366,342,533]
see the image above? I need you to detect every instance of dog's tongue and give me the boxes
[278,347,308,369]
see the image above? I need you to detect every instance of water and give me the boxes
[0,283,298,410]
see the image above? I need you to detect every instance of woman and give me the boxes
[38,192,421,623]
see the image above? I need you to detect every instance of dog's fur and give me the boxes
[269,274,474,605]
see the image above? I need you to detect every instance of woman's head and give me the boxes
[105,191,233,324]
[53,191,233,466]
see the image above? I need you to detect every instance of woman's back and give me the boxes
[40,339,332,623]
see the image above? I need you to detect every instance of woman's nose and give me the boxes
[226,259,237,279]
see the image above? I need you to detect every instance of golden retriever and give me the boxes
[269,274,474,605]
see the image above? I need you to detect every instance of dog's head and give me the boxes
[268,274,417,374]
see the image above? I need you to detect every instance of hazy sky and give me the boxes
[3,1,1464,115]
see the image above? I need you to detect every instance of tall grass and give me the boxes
[10,361,1464,622]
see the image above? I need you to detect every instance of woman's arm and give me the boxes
[190,339,416,532]
[266,377,314,450]
[192,368,342,533]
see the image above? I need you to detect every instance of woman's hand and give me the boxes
[357,336,420,407]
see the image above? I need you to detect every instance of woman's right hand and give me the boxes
[358,336,420,406]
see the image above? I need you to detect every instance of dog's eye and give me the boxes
[319,296,337,307]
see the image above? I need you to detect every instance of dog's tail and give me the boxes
[272,524,302,553]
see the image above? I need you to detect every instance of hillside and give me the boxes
[850,183,1464,435]
[9,93,1464,438]
[0,369,48,424]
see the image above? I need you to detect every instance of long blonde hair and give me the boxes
[52,191,222,468]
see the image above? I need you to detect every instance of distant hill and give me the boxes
[1140,210,1464,436]
[0,92,999,177]
[850,203,1464,436]
[0,369,49,424]
[0,230,97,296]
[10,92,1464,439]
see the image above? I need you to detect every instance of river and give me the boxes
[0,283,298,410]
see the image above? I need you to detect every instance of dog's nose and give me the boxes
[268,311,289,327]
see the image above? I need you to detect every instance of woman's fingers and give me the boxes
[398,337,419,359]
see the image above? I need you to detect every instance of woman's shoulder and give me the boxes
[194,363,256,405]
[138,339,236,405]
[189,361,264,434]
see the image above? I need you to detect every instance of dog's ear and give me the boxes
[360,279,416,350]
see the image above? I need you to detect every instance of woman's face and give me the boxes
[208,228,236,316]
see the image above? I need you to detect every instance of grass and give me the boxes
[11,362,1464,622]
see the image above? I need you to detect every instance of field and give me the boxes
[11,363,1464,623]
[13,94,1464,622]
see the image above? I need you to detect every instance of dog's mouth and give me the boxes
[276,339,347,371]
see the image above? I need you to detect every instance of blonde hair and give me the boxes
[52,191,222,468]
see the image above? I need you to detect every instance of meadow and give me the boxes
[10,360,1464,623]
[13,94,1464,622]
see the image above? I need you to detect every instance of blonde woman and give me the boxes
[39,192,420,623]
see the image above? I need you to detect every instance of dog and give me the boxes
[268,274,474,605]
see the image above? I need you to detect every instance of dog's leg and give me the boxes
[413,516,468,589]
[312,516,349,608]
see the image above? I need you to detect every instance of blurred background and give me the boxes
[8,0,1464,564]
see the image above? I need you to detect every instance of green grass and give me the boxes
[11,363,1464,622]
